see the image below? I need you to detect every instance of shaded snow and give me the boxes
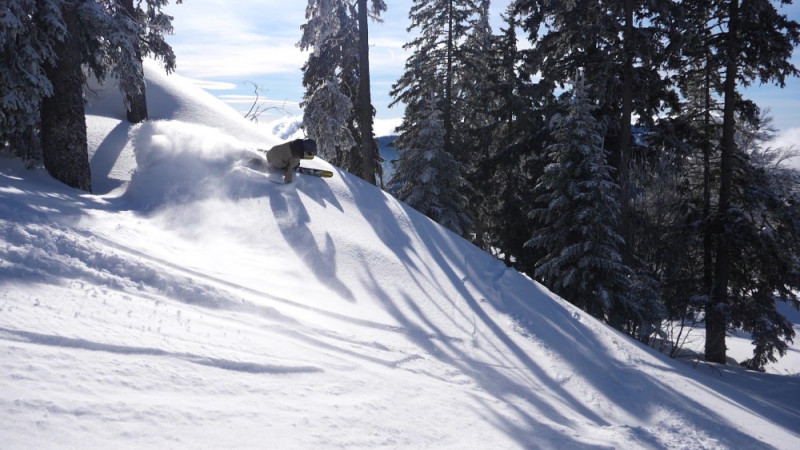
[1,62,799,449]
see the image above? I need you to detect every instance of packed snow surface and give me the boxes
[1,62,799,449]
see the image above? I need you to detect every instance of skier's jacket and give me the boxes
[266,139,305,182]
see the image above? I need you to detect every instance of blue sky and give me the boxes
[163,0,799,136]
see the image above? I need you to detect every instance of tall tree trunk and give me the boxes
[444,0,454,154]
[39,0,92,192]
[707,0,740,365]
[702,37,714,307]
[121,0,148,123]
[619,0,634,263]
[356,0,376,185]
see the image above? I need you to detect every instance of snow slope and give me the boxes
[1,63,799,449]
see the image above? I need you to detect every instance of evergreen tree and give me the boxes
[638,0,728,357]
[390,0,478,156]
[670,0,800,364]
[1,0,182,190]
[454,0,494,160]
[299,0,385,184]
[526,76,637,324]
[390,96,471,236]
[355,0,382,185]
[0,0,57,165]
[463,4,546,265]
[454,0,496,247]
[37,0,92,191]
[724,114,800,371]
[390,0,480,238]
[514,0,674,265]
[113,0,183,123]
[303,79,356,162]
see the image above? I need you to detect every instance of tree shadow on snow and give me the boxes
[0,327,322,374]
[89,120,133,195]
[0,162,114,227]
[343,190,791,448]
[431,220,790,448]
[268,184,354,302]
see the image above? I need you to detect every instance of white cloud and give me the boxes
[165,1,307,79]
[188,80,238,91]
[768,127,800,150]
[374,118,402,137]
[766,127,800,169]
[172,42,306,78]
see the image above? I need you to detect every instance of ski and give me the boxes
[297,167,333,178]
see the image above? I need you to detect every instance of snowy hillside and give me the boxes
[1,63,799,449]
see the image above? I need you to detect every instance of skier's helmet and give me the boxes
[302,139,317,159]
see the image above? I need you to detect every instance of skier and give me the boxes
[266,138,317,183]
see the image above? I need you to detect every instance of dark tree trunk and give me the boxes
[444,0,454,154]
[125,64,148,123]
[39,0,92,192]
[619,0,634,263]
[121,0,148,123]
[356,0,376,185]
[702,40,714,309]
[707,0,740,365]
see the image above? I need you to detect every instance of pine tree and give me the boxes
[460,4,544,262]
[638,0,728,357]
[670,0,800,364]
[454,0,494,160]
[0,0,57,165]
[390,0,480,238]
[390,96,471,236]
[299,0,385,184]
[112,0,183,123]
[454,0,495,247]
[526,75,635,323]
[724,114,800,371]
[390,0,478,156]
[2,0,182,190]
[356,0,382,185]
[37,0,92,191]
[514,0,674,266]
[303,79,356,162]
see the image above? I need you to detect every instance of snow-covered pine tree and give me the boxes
[0,0,58,165]
[37,0,92,191]
[390,0,482,238]
[479,6,546,271]
[666,0,800,365]
[109,0,183,123]
[390,0,478,157]
[454,0,496,247]
[526,75,635,323]
[299,0,385,183]
[2,0,182,191]
[303,79,356,162]
[722,113,800,371]
[514,0,673,270]
[390,96,471,236]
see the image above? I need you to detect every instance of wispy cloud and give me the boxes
[166,1,307,79]
[187,80,238,91]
